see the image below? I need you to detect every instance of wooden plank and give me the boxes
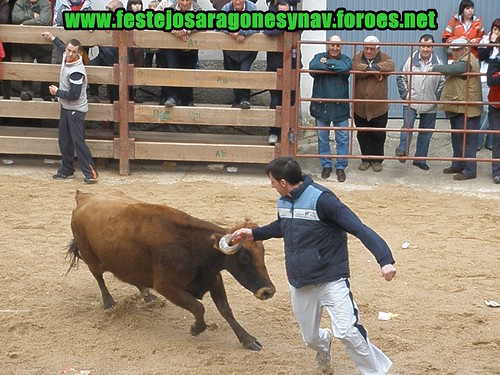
[0,135,114,158]
[134,68,277,89]
[133,30,280,52]
[0,25,114,46]
[129,130,268,144]
[0,26,280,51]
[1,63,115,85]
[0,101,114,121]
[134,141,274,163]
[133,105,275,126]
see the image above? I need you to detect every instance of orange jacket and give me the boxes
[0,39,5,78]
[442,15,485,58]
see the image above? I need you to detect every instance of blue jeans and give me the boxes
[399,106,436,164]
[488,106,500,178]
[450,114,480,177]
[478,85,493,149]
[316,118,349,170]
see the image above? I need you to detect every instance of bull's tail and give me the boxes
[65,239,81,275]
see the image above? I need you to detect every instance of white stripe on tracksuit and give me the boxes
[290,278,393,375]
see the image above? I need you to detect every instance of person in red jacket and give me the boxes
[442,0,484,63]
[486,55,500,184]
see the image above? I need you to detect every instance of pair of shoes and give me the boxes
[53,172,75,180]
[316,328,332,373]
[164,98,177,107]
[321,167,332,179]
[443,166,463,174]
[84,176,98,184]
[236,100,250,109]
[20,91,34,101]
[372,162,383,172]
[412,162,430,171]
[88,95,100,103]
[336,169,346,182]
[395,147,406,163]
[493,176,500,184]
[358,161,370,171]
[268,134,278,145]
[453,173,476,181]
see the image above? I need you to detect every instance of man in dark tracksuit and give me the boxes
[42,31,98,184]
[231,157,396,375]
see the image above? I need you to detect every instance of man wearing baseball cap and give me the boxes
[432,37,482,181]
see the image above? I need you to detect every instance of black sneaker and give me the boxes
[240,100,251,109]
[84,176,98,184]
[20,91,34,101]
[164,98,177,107]
[321,167,332,179]
[53,172,75,180]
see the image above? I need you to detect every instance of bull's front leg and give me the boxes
[153,283,207,336]
[209,274,263,351]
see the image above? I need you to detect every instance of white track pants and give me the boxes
[290,278,393,375]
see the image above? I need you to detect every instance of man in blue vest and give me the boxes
[231,156,397,375]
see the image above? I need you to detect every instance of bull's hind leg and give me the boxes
[153,283,207,336]
[91,272,116,309]
[210,274,262,351]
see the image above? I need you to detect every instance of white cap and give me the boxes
[364,35,380,44]
[449,37,468,49]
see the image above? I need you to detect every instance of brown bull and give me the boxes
[67,190,276,350]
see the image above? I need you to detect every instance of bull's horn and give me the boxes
[218,234,243,255]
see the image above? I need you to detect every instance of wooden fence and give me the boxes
[0,25,299,175]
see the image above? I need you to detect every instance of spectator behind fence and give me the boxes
[159,0,202,108]
[442,0,484,63]
[87,0,130,104]
[126,0,145,103]
[352,35,395,173]
[477,18,500,151]
[432,37,482,181]
[486,53,500,184]
[266,0,299,11]
[0,0,13,99]
[308,35,351,183]
[11,0,52,101]
[263,0,300,145]
[209,0,253,11]
[144,0,160,67]
[52,0,92,65]
[395,34,445,171]
[42,31,99,184]
[230,156,396,375]
[220,0,259,109]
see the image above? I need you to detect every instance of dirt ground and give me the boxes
[0,155,499,375]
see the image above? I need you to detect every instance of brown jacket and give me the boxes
[437,53,482,117]
[352,50,395,121]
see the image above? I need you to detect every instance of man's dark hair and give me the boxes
[67,39,82,51]
[458,0,474,17]
[266,157,303,185]
[419,34,435,43]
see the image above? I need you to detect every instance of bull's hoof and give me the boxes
[190,322,207,336]
[103,297,116,310]
[243,339,263,351]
